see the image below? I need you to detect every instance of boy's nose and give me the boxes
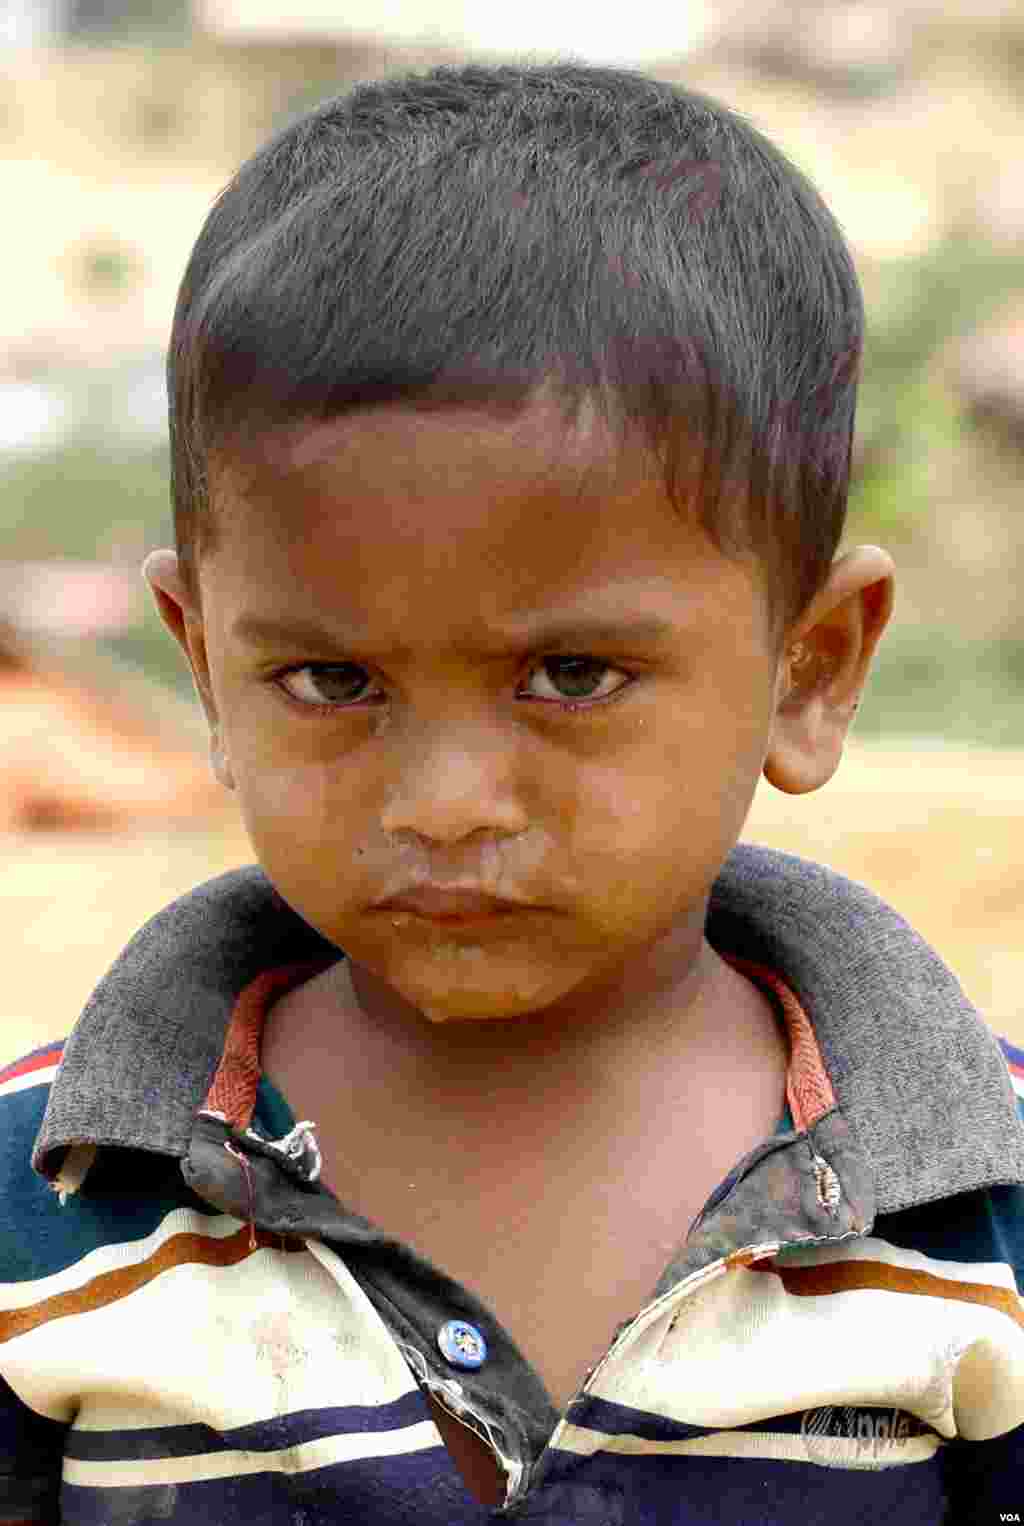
[378,723,529,846]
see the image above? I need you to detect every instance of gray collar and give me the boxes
[33,842,1024,1215]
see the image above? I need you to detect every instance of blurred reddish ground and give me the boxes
[0,661,225,830]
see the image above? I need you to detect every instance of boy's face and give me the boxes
[151,397,879,1025]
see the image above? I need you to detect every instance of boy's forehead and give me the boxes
[197,397,780,657]
[207,408,704,626]
[204,396,722,621]
[199,394,776,653]
[211,389,645,515]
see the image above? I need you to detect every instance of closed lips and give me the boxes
[374,887,533,918]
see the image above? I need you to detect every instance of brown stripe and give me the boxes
[774,1257,1024,1328]
[0,1227,305,1346]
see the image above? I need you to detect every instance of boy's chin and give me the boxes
[377,946,579,1026]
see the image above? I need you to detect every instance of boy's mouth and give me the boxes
[372,885,536,922]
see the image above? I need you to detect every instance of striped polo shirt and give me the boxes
[3,843,1024,1523]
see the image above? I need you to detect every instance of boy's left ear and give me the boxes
[763,545,895,796]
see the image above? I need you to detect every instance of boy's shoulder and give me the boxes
[28,862,334,1182]
[710,845,1024,1208]
[0,1039,218,1290]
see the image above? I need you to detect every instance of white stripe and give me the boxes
[1010,1070,1024,1101]
[6,1236,423,1430]
[62,1419,441,1488]
[0,1208,245,1311]
[555,1422,941,1469]
[0,1061,59,1098]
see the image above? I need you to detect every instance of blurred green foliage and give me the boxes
[0,443,191,692]
[856,628,1024,747]
[65,0,190,43]
[0,444,171,560]
[102,602,194,694]
[851,228,1024,538]
[77,243,141,297]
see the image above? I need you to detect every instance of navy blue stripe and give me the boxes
[62,1447,488,1526]
[572,1395,832,1443]
[569,1397,937,1448]
[63,1391,430,1462]
[570,1394,719,1442]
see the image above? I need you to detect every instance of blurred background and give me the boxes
[2,0,1022,1058]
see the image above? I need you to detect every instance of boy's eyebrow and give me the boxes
[230,611,678,656]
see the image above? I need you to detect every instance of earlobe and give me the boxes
[763,681,843,796]
[209,729,236,791]
[763,545,895,797]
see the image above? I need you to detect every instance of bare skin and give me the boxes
[262,939,787,1412]
[146,393,894,1504]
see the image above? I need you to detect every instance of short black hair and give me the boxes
[169,61,863,634]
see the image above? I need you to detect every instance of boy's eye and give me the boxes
[520,656,630,704]
[278,663,378,707]
[275,656,630,709]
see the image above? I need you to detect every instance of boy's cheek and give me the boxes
[232,755,334,850]
[568,753,757,874]
[233,750,331,824]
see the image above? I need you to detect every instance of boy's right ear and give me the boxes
[142,549,234,791]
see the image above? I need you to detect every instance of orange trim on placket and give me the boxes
[201,961,335,1130]
[722,954,837,1133]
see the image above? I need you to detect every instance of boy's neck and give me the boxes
[266,932,787,1131]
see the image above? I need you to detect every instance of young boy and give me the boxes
[2,62,1023,1525]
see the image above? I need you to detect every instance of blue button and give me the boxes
[437,1319,488,1370]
